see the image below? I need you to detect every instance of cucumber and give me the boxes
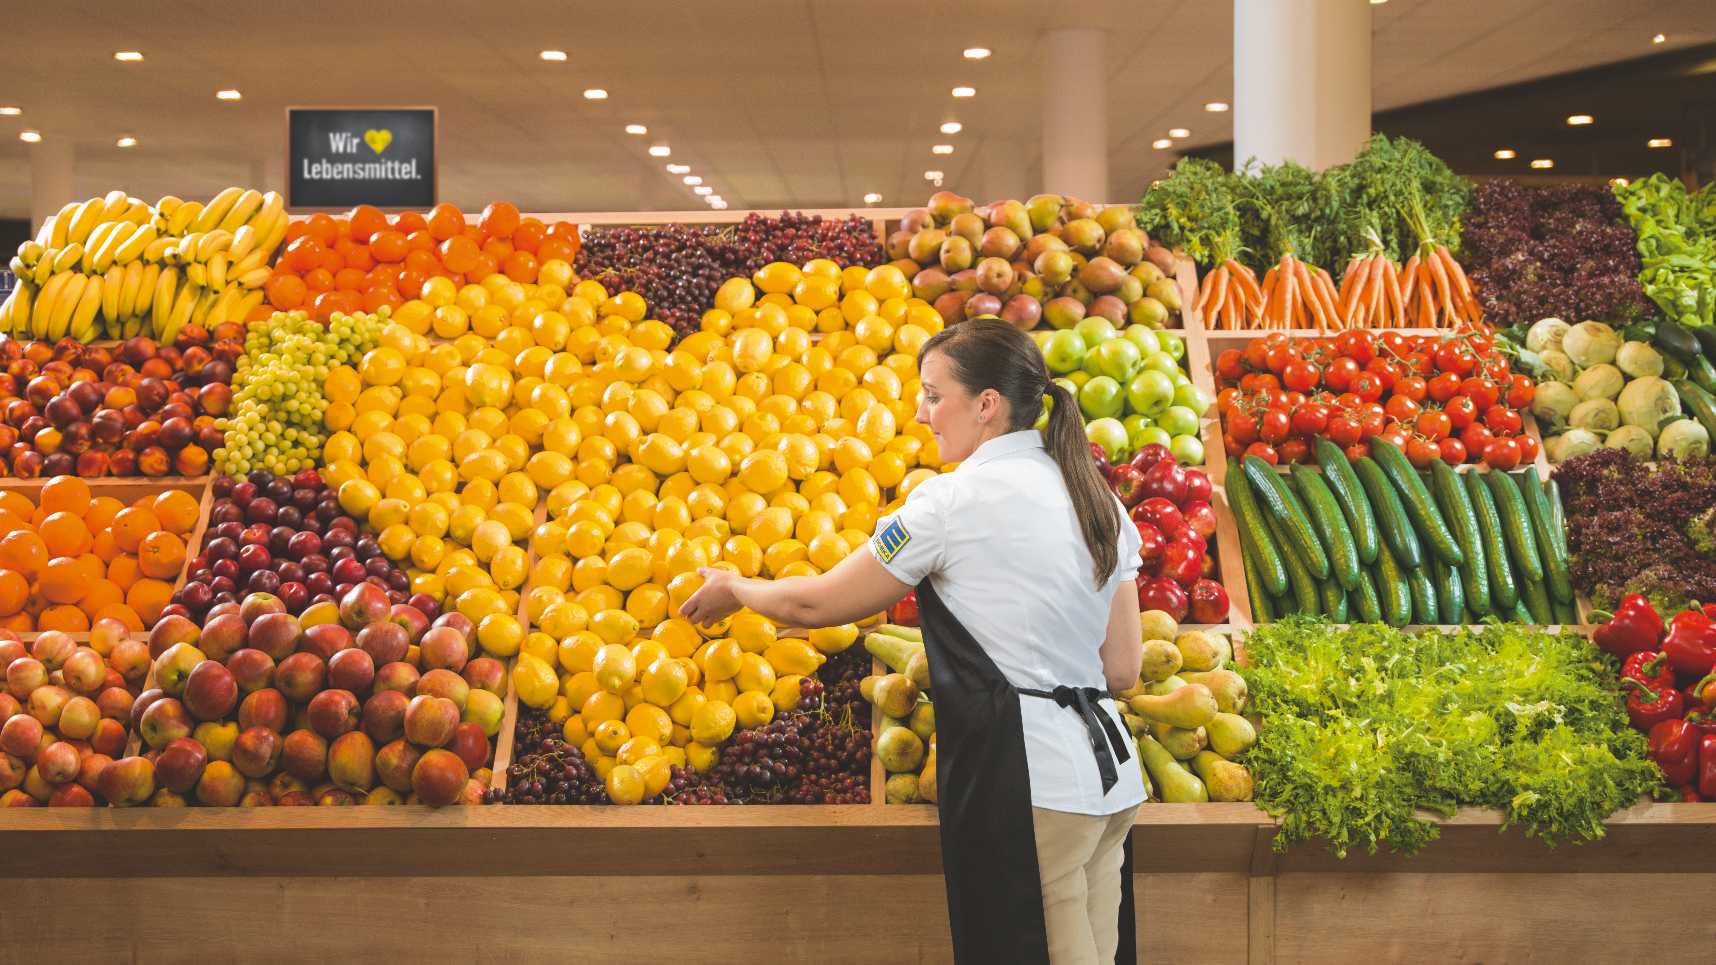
[1244,456,1330,581]
[1353,456,1423,569]
[1428,461,1489,616]
[1373,538,1412,628]
[1264,508,1320,615]
[1464,469,1518,610]
[1318,578,1348,622]
[1313,437,1379,565]
[1432,556,1465,625]
[1521,578,1554,624]
[1483,470,1543,584]
[1552,595,1579,626]
[1675,379,1716,440]
[1291,465,1361,592]
[1406,564,1439,625]
[1367,436,1463,566]
[1226,468,1289,597]
[1519,468,1573,604]
[1513,598,1537,624]
[1239,535,1276,624]
[1351,568,1383,624]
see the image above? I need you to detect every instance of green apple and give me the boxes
[1085,418,1130,464]
[1064,371,1091,393]
[1033,395,1052,430]
[1170,433,1205,466]
[1074,315,1117,349]
[1158,404,1200,438]
[1041,330,1088,376]
[1134,426,1173,451]
[1053,376,1082,399]
[1141,351,1180,378]
[1122,325,1161,358]
[1157,331,1186,362]
[1093,338,1143,382]
[1173,381,1211,417]
[1079,376,1125,420]
[1126,370,1175,417]
[1124,415,1157,451]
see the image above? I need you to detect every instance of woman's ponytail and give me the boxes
[1043,381,1121,588]
[918,317,1122,589]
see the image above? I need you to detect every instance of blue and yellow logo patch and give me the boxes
[873,517,911,563]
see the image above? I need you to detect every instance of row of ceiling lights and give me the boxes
[1493,113,1675,170]
[4,51,240,146]
[912,47,993,197]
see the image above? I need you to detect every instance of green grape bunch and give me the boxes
[214,308,387,477]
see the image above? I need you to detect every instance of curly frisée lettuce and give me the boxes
[1243,617,1659,858]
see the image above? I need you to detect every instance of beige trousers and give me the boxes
[1032,804,1139,964]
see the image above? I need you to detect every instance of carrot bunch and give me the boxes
[1397,243,1483,328]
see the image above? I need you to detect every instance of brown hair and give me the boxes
[919,317,1121,588]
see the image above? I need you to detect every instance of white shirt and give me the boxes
[869,430,1145,815]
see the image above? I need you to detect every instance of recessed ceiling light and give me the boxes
[540,50,567,61]
[1530,158,1554,169]
[666,163,689,174]
[683,175,702,185]
[1370,0,1387,5]
[952,86,976,98]
[863,192,883,204]
[1168,128,1189,138]
[216,89,241,101]
[694,186,713,196]
[963,47,991,60]
[1567,114,1593,126]
[932,144,954,155]
[19,130,41,143]
[1152,138,1173,149]
[924,170,944,180]
[1204,101,1229,112]
[1649,137,1674,148]
[625,124,647,135]
[0,107,19,116]
[648,145,671,157]
[940,121,962,135]
[116,136,137,148]
[1653,33,1667,44]
[1494,148,1517,159]
[709,197,727,209]
[1610,177,1631,187]
[113,51,143,62]
[583,89,607,100]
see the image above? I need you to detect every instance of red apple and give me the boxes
[1139,459,1187,504]
[355,622,407,665]
[225,648,277,693]
[139,697,192,750]
[231,726,282,779]
[195,760,245,806]
[1134,498,1186,542]
[403,694,459,748]
[1136,576,1189,623]
[237,688,289,733]
[151,642,207,697]
[56,696,101,740]
[90,719,127,757]
[110,639,151,685]
[28,685,71,728]
[410,748,468,806]
[418,626,469,673]
[375,739,422,794]
[461,657,506,697]
[97,755,156,806]
[416,669,469,711]
[361,690,408,745]
[1,714,44,760]
[447,722,489,771]
[1187,579,1231,625]
[327,731,376,792]
[327,648,375,695]
[147,615,201,659]
[182,660,239,722]
[339,583,391,630]
[198,612,249,661]
[280,728,328,784]
[154,737,208,793]
[1182,469,1212,505]
[276,652,327,703]
[1108,464,1148,508]
[1182,501,1218,541]
[247,612,302,661]
[306,689,360,740]
[36,740,80,785]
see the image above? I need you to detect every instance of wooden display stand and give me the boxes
[0,207,1696,964]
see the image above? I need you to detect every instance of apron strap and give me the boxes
[1018,686,1132,795]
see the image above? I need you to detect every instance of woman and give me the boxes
[682,317,1145,965]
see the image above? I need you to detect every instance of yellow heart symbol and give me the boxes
[363,129,393,154]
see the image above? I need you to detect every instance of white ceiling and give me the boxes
[0,0,1708,220]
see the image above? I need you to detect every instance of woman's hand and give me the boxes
[678,567,746,626]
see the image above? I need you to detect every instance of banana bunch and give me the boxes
[0,186,287,343]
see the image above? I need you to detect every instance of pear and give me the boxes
[1207,713,1257,758]
[1179,669,1248,715]
[905,649,931,692]
[1174,631,1228,672]
[926,191,973,225]
[865,631,924,674]
[1088,295,1127,325]
[1023,232,1070,262]
[886,229,913,261]
[1138,736,1207,803]
[976,257,1015,295]
[1043,296,1085,330]
[1129,297,1169,328]
[948,212,985,246]
[1146,278,1183,311]
[885,772,920,804]
[1035,249,1075,286]
[917,746,938,803]
[1139,638,1183,683]
[1025,194,1065,232]
[1192,751,1254,802]
[1096,205,1135,237]
[1131,262,1166,287]
[1115,274,1145,304]
[1000,294,1041,331]
[909,700,936,742]
[979,226,1023,261]
[990,200,1033,240]
[1139,610,1180,643]
[912,267,951,302]
[1130,682,1218,730]
[900,209,931,234]
[876,725,926,773]
[873,673,920,719]
[1149,719,1208,760]
[1061,218,1105,254]
[907,228,946,264]
[939,236,974,273]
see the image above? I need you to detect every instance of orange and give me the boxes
[39,511,92,558]
[150,491,200,534]
[0,531,47,579]
[78,579,123,616]
[90,528,121,563]
[83,496,123,535]
[138,531,186,580]
[0,612,32,633]
[426,203,466,241]
[479,202,521,240]
[74,553,104,585]
[38,605,89,633]
[0,569,26,617]
[347,204,389,243]
[39,557,86,604]
[40,476,91,518]
[0,509,26,535]
[126,579,172,626]
[0,491,34,520]
[107,555,140,591]
[91,603,143,632]
[112,507,161,554]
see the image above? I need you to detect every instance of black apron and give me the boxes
[916,579,1137,965]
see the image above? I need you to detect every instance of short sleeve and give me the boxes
[1111,494,1142,586]
[868,478,949,586]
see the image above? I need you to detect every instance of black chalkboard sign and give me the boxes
[288,107,437,209]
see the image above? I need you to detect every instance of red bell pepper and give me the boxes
[1622,651,1674,689]
[1648,718,1701,786]
[1622,677,1685,732]
[1677,785,1704,803]
[891,591,919,628]
[1591,595,1664,657]
[1663,610,1716,678]
[1692,673,1716,713]
[1700,735,1716,800]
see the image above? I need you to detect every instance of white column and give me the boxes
[251,155,287,194]
[978,138,1028,204]
[1234,0,1371,170]
[30,138,75,235]
[1041,27,1108,201]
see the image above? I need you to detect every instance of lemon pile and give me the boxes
[320,259,954,802]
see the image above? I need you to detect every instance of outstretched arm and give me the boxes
[679,550,914,629]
